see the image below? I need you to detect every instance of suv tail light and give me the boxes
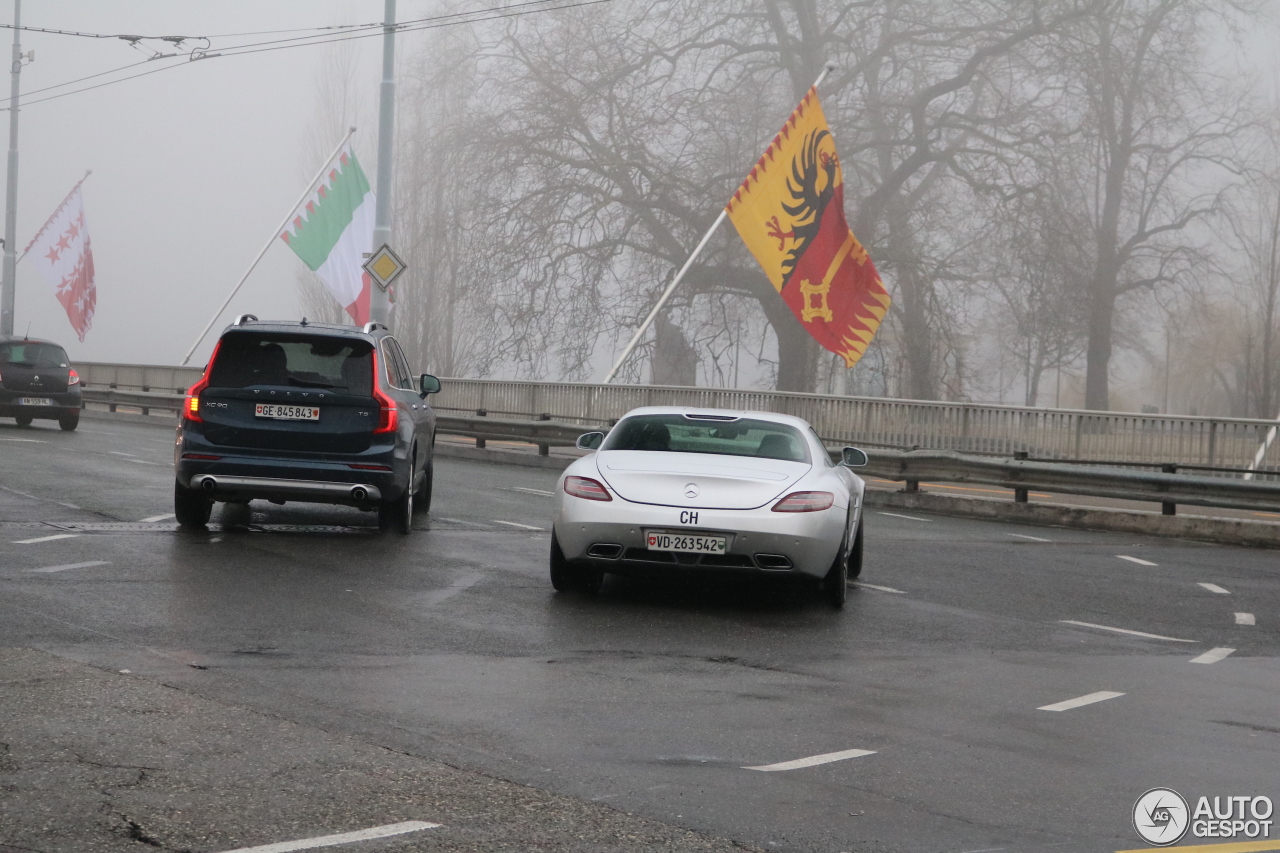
[564,476,612,501]
[67,369,80,386]
[183,341,221,423]
[370,349,398,434]
[772,491,835,512]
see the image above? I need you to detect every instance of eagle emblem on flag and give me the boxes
[726,88,890,368]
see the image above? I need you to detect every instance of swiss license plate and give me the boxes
[646,530,727,554]
[17,397,53,406]
[254,403,320,421]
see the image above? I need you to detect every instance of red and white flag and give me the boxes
[25,180,96,341]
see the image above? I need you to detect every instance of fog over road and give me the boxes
[1,418,1277,852]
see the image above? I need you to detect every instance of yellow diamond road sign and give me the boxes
[363,244,407,291]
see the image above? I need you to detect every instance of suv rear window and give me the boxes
[0,342,70,368]
[208,333,373,395]
[601,414,811,463]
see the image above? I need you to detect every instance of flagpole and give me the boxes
[180,127,357,366]
[601,61,836,385]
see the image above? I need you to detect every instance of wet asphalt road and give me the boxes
[1,417,1278,853]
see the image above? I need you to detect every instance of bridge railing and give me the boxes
[71,362,1279,475]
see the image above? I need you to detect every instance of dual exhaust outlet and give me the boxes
[193,475,381,503]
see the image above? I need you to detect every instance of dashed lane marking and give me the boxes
[507,487,555,497]
[1059,620,1196,643]
[1007,532,1051,542]
[0,437,45,442]
[1236,612,1256,626]
[1116,555,1157,566]
[215,820,441,853]
[852,582,905,594]
[108,451,136,457]
[492,520,546,531]
[13,533,80,545]
[1037,690,1124,712]
[1190,647,1236,664]
[876,511,928,522]
[743,747,876,772]
[140,513,176,523]
[1197,582,1230,594]
[126,459,158,465]
[30,560,110,574]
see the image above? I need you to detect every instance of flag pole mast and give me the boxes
[601,61,836,385]
[1,0,22,337]
[180,127,357,366]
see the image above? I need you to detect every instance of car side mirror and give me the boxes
[840,446,868,467]
[419,374,441,395]
[576,432,604,450]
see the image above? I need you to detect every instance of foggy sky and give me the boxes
[4,1,398,366]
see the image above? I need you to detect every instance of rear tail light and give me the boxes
[67,369,80,386]
[771,491,835,512]
[370,350,399,434]
[563,476,612,501]
[182,340,221,423]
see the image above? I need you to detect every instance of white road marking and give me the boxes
[1116,555,1157,566]
[492,520,545,531]
[1006,532,1051,542]
[140,513,176,523]
[876,511,927,521]
[1197,582,1230,594]
[509,486,555,497]
[422,572,485,606]
[30,560,110,574]
[126,459,158,465]
[744,748,876,772]
[0,437,45,442]
[1037,690,1124,712]
[852,582,905,594]
[1235,612,1256,626]
[13,533,80,545]
[215,820,441,853]
[108,451,136,457]
[1058,620,1196,643]
[1190,647,1235,664]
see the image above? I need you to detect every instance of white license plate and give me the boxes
[645,531,727,554]
[17,397,54,406]
[254,403,320,421]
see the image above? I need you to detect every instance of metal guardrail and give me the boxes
[72,362,1280,475]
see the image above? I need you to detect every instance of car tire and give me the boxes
[848,520,864,579]
[379,486,413,535]
[415,458,433,515]
[59,412,79,431]
[549,530,601,593]
[14,414,32,427]
[174,481,213,529]
[823,517,852,608]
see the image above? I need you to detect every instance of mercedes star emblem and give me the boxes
[684,483,700,499]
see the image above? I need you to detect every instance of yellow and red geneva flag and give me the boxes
[726,88,890,367]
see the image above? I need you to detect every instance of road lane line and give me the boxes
[140,513,176,523]
[876,511,928,521]
[0,437,45,442]
[1116,840,1280,853]
[852,582,905,594]
[1235,612,1256,626]
[215,821,441,853]
[1007,533,1051,542]
[744,748,876,771]
[492,520,545,531]
[508,487,555,497]
[126,459,158,465]
[13,533,80,545]
[1058,620,1196,643]
[1037,690,1124,712]
[1197,582,1230,594]
[30,560,110,574]
[1190,647,1235,664]
[1116,555,1157,566]
[108,451,136,457]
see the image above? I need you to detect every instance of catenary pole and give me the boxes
[1,0,21,337]
[602,61,836,384]
[368,0,396,328]
[180,127,357,366]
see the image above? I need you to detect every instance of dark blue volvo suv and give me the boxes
[174,316,440,533]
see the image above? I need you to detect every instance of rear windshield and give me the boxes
[601,414,811,463]
[208,333,373,395]
[0,342,69,368]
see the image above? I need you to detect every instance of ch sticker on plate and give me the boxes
[646,530,727,554]
[255,403,320,421]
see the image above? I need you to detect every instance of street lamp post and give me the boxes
[368,0,396,328]
[1,0,21,337]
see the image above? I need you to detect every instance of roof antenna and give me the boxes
[23,321,31,340]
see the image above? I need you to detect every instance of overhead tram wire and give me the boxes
[1,0,614,112]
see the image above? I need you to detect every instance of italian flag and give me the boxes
[280,143,375,324]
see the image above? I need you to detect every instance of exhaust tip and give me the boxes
[754,553,793,571]
[199,476,217,493]
[586,543,623,559]
[350,486,368,502]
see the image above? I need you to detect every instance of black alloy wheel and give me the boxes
[823,515,852,608]
[59,412,79,431]
[848,520,864,579]
[549,530,603,593]
[415,459,433,515]
[174,481,213,529]
[379,487,413,534]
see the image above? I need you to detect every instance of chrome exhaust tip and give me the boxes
[199,476,217,493]
[350,486,368,502]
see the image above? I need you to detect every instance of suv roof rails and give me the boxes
[362,322,388,334]
[233,313,259,326]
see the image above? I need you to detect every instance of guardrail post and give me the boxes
[538,412,550,456]
[1013,451,1029,502]
[108,382,117,413]
[475,409,486,449]
[1162,463,1177,515]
